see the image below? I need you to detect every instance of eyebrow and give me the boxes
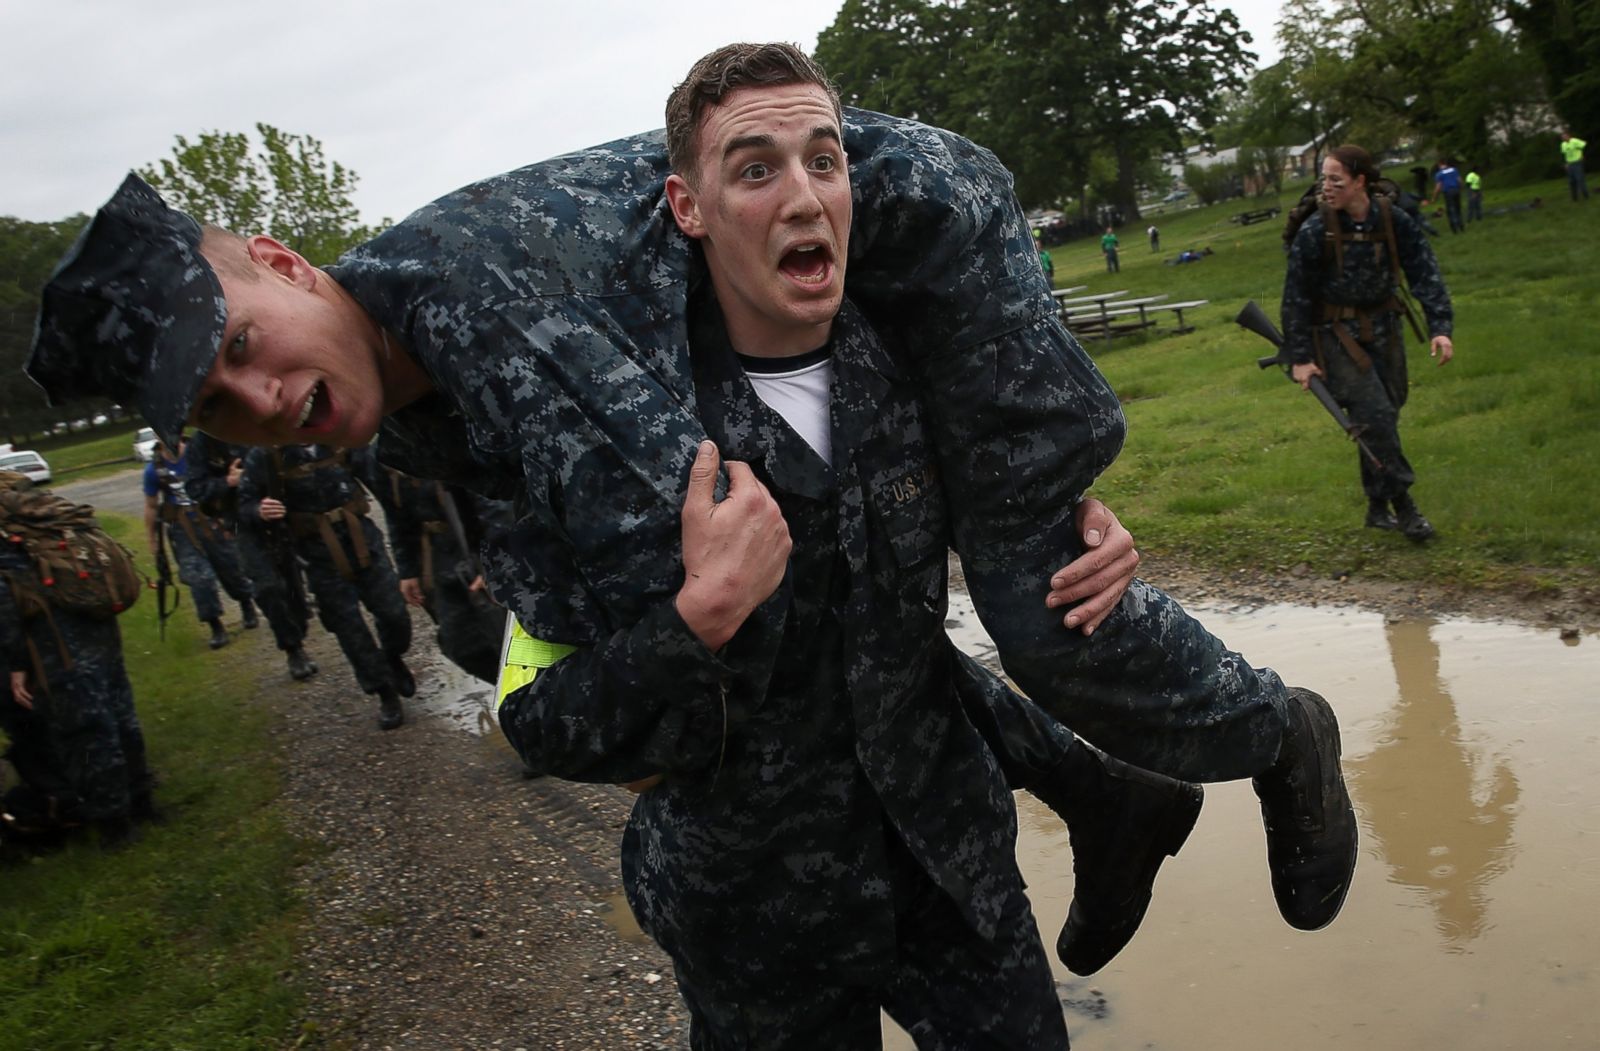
[723,125,842,161]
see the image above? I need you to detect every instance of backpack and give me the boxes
[1282,175,1426,254]
[0,471,144,621]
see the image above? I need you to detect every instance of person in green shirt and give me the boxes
[1100,226,1120,273]
[1034,228,1054,285]
[1465,169,1483,222]
[1561,132,1588,201]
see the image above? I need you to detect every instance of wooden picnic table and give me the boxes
[1049,285,1089,299]
[1054,289,1128,308]
[1063,294,1169,342]
[1150,299,1209,333]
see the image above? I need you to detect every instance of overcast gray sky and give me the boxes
[1,0,1284,225]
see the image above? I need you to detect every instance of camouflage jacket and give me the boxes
[183,432,249,527]
[1281,200,1454,365]
[367,469,492,585]
[237,444,376,520]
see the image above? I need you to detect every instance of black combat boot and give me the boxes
[240,599,260,629]
[377,687,405,731]
[207,618,230,649]
[1252,688,1359,930]
[1364,497,1398,530]
[286,646,318,681]
[1035,742,1204,976]
[388,653,416,698]
[1392,494,1436,542]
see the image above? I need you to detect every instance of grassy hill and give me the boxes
[1047,176,1598,596]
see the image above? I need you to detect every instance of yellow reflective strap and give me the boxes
[495,616,577,712]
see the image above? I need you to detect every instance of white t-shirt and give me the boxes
[737,346,834,466]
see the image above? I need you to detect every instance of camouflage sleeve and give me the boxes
[1392,208,1454,339]
[236,448,272,524]
[183,432,231,509]
[496,601,732,783]
[1281,218,1324,365]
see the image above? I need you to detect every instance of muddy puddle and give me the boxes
[410,592,1599,1048]
[886,594,1600,1049]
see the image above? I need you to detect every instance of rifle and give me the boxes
[1235,300,1385,473]
[263,452,311,634]
[435,485,491,606]
[154,528,180,640]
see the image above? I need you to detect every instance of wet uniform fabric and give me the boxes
[1282,203,1453,504]
[237,445,411,695]
[185,432,309,652]
[0,547,151,823]
[341,108,1295,785]
[368,468,505,683]
[144,448,254,624]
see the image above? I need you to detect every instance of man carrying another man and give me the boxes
[29,42,1358,1046]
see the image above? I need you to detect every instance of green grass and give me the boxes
[0,512,309,1050]
[1051,177,1600,594]
[15,424,148,483]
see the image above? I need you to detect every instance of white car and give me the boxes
[0,449,52,485]
[133,426,159,462]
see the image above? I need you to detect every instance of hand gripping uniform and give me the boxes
[185,432,310,653]
[143,447,255,625]
[1281,200,1453,505]
[238,445,412,697]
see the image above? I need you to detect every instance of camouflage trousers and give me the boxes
[167,520,253,625]
[1317,319,1417,503]
[673,829,1068,1051]
[235,528,309,652]
[28,618,149,821]
[297,517,411,694]
[916,316,1290,782]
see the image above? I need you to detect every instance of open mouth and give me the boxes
[779,244,833,286]
[296,381,333,432]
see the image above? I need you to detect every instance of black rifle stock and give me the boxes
[154,530,179,641]
[1234,300,1385,472]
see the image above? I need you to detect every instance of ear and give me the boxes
[664,173,707,240]
[247,236,319,291]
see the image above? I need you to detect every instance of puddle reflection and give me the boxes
[1346,618,1519,949]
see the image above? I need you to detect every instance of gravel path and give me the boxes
[272,626,688,1049]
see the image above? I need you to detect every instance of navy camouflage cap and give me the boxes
[25,173,227,448]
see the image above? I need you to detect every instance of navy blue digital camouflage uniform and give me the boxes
[343,110,1300,786]
[144,448,254,627]
[1281,202,1454,506]
[0,546,151,825]
[185,432,310,654]
[237,445,411,696]
[367,468,505,683]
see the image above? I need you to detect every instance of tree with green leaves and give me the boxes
[816,0,1257,219]
[139,123,383,266]
[0,215,95,442]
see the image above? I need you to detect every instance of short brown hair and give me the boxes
[665,42,841,184]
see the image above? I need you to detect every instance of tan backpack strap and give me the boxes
[1319,202,1344,273]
